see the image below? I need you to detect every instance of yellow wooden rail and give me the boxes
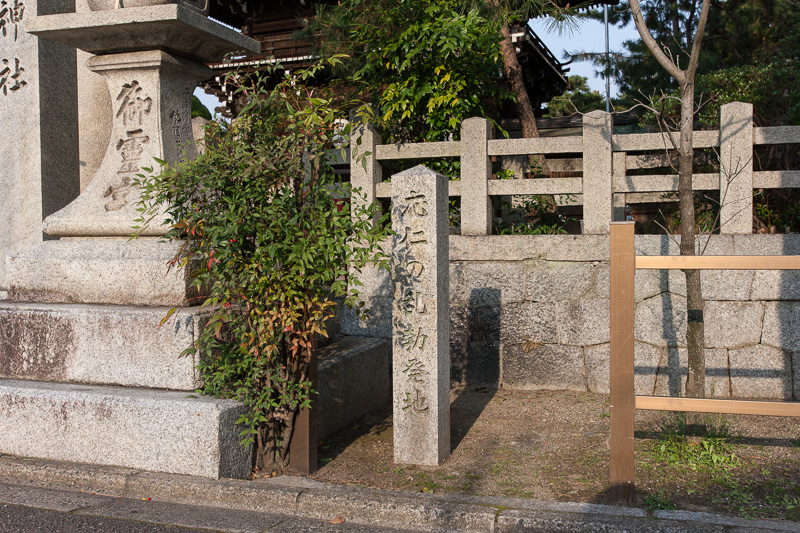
[636,255,800,270]
[636,396,800,417]
[608,221,800,503]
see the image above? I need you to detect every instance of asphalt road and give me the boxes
[0,483,409,533]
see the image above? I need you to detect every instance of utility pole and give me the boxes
[604,5,611,112]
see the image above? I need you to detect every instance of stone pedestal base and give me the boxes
[0,302,205,390]
[6,238,200,307]
[0,379,252,479]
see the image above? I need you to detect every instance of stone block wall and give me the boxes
[345,233,800,400]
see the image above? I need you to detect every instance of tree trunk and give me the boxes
[629,0,710,400]
[493,10,549,174]
[678,80,705,399]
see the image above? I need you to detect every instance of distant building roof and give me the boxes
[203,0,617,117]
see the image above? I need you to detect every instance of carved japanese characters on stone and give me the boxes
[399,288,426,316]
[399,324,428,352]
[403,358,429,383]
[0,57,26,95]
[105,129,150,211]
[0,0,24,41]
[399,227,427,245]
[116,81,152,127]
[402,191,428,217]
[170,109,182,147]
[391,167,449,465]
[401,390,429,413]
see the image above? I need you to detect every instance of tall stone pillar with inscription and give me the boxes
[392,165,450,466]
[0,0,79,297]
[0,3,263,478]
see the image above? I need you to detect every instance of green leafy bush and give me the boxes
[136,59,389,471]
[312,0,511,143]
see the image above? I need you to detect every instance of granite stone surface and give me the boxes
[391,165,450,466]
[704,301,764,349]
[634,294,687,348]
[719,102,754,235]
[25,4,258,61]
[555,298,610,346]
[498,301,557,345]
[0,0,80,290]
[459,118,492,235]
[761,301,800,352]
[524,260,596,302]
[6,237,200,306]
[452,261,525,305]
[42,50,210,237]
[582,111,613,234]
[502,343,586,391]
[729,344,793,399]
[0,301,205,390]
[585,342,662,396]
[0,378,252,478]
[316,336,391,440]
[653,348,732,398]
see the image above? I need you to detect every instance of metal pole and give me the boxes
[604,5,611,113]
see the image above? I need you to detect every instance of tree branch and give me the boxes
[628,0,685,83]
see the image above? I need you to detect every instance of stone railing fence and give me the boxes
[351,102,800,236]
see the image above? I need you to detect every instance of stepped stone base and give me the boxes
[0,301,205,390]
[317,336,392,440]
[6,238,200,307]
[0,379,252,479]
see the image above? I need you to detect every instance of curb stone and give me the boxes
[0,455,797,532]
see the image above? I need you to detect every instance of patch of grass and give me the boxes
[649,434,741,471]
[641,490,676,512]
[413,473,442,493]
[645,412,740,472]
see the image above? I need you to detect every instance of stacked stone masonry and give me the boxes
[345,233,800,400]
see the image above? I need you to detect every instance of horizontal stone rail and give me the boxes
[487,136,582,155]
[351,101,800,236]
[611,129,721,151]
[375,140,460,159]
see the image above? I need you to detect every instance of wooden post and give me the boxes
[609,222,635,503]
[288,350,318,475]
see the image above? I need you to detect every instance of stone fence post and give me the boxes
[349,124,382,222]
[391,165,450,466]
[460,117,492,235]
[719,102,754,234]
[583,110,614,234]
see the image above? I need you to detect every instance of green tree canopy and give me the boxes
[544,75,606,117]
[572,0,800,107]
[311,0,512,143]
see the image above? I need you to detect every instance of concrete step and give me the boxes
[0,301,205,390]
[0,379,251,479]
[316,335,391,440]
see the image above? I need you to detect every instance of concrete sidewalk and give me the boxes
[0,454,797,532]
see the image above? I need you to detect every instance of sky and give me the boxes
[528,12,640,99]
[194,12,642,117]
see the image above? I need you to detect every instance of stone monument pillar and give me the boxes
[0,0,79,296]
[0,3,261,478]
[391,165,450,466]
